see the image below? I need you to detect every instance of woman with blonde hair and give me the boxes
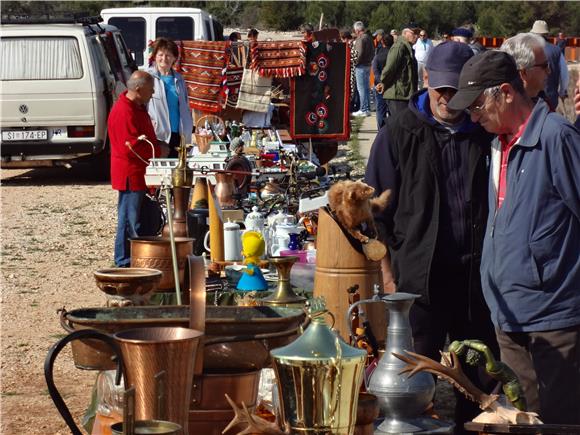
[147,37,193,157]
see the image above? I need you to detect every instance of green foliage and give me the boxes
[2,0,579,37]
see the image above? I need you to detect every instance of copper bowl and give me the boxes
[93,268,163,298]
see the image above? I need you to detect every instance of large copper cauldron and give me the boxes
[59,305,305,371]
[130,237,193,291]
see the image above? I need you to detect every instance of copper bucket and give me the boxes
[114,327,203,434]
[130,237,193,291]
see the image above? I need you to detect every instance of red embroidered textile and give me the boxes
[250,41,306,78]
[180,41,230,113]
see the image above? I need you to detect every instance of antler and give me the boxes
[393,350,499,410]
[223,394,286,435]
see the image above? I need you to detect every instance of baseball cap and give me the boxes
[447,51,519,111]
[530,20,549,35]
[452,27,473,39]
[373,28,385,37]
[425,41,474,89]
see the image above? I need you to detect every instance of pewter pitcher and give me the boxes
[348,292,435,433]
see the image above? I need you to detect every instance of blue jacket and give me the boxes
[146,66,193,145]
[481,99,580,332]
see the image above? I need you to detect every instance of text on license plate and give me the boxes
[2,130,48,141]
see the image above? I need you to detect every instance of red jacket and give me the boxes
[108,91,159,191]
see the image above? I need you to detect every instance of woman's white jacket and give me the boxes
[146,66,193,145]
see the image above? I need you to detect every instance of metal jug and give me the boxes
[347,292,436,433]
[44,329,125,435]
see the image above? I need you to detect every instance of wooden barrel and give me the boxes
[314,208,387,344]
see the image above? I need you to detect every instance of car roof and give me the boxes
[1,23,122,37]
[100,7,207,16]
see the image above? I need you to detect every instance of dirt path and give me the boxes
[1,167,117,434]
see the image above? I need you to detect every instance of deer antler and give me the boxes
[223,394,286,435]
[393,350,499,410]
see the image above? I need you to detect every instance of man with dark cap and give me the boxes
[365,41,497,434]
[448,50,580,425]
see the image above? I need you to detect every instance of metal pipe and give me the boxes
[163,181,182,305]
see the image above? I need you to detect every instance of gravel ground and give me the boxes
[1,167,117,434]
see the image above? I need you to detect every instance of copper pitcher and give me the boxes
[214,172,236,208]
[114,327,204,434]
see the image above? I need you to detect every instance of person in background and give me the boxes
[147,38,193,158]
[229,31,242,42]
[247,28,259,42]
[377,25,419,119]
[500,33,550,101]
[448,50,580,426]
[371,31,393,129]
[300,23,315,43]
[366,41,497,435]
[352,21,374,117]
[530,20,569,110]
[108,71,167,268]
[390,29,399,42]
[341,29,360,113]
[556,31,567,55]
[413,29,433,89]
[442,31,451,41]
[452,27,485,55]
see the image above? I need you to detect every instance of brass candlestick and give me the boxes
[261,256,306,306]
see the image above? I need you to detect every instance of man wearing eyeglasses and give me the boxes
[448,50,580,425]
[366,41,497,434]
[413,29,433,90]
[500,33,550,103]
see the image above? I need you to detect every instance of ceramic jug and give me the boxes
[223,220,242,262]
[245,206,265,233]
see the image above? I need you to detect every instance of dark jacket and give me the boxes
[372,45,389,86]
[354,32,374,66]
[544,41,562,110]
[365,90,492,305]
[380,39,418,101]
[481,100,580,332]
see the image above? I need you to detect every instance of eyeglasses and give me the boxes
[420,34,427,37]
[465,88,501,116]
[532,61,550,72]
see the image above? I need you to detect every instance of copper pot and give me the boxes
[114,327,204,434]
[214,173,236,208]
[130,237,193,291]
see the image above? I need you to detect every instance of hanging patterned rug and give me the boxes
[180,40,230,113]
[250,40,307,78]
[225,66,244,108]
[290,42,350,140]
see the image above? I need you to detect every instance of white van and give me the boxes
[100,7,224,68]
[0,17,136,177]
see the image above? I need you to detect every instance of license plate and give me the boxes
[2,130,48,141]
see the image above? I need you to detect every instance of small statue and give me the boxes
[449,339,527,411]
[236,231,268,292]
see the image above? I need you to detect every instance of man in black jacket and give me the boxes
[365,41,497,434]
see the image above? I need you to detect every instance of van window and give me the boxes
[109,17,146,66]
[203,18,212,40]
[156,17,194,41]
[0,37,83,80]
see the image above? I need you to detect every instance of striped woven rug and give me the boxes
[181,41,230,113]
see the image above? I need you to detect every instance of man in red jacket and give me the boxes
[108,70,165,267]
